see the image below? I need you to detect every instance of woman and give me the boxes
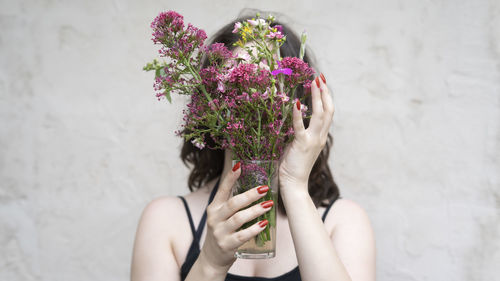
[131,13,376,281]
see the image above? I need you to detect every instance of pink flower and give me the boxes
[247,19,266,26]
[261,88,269,99]
[278,57,315,88]
[217,80,225,93]
[205,43,233,61]
[232,22,242,33]
[266,31,284,39]
[247,19,258,26]
[151,11,184,43]
[191,138,205,149]
[236,92,250,102]
[276,92,289,102]
[208,99,219,110]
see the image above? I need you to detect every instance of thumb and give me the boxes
[293,99,305,135]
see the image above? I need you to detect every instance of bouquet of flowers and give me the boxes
[143,11,315,252]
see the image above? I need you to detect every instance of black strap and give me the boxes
[177,196,196,239]
[193,177,221,246]
[322,195,342,222]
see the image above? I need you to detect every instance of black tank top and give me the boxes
[177,178,341,281]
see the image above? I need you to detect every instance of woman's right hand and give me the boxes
[199,161,273,271]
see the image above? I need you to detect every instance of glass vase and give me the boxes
[232,159,279,259]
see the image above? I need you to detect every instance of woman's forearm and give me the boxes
[281,183,352,281]
[185,251,230,281]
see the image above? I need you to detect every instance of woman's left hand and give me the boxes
[279,74,335,193]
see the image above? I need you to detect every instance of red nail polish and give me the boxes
[296,100,301,110]
[257,185,269,194]
[232,161,241,172]
[260,200,274,208]
[258,219,269,228]
[315,76,320,88]
[320,73,326,83]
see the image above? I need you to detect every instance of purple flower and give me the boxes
[271,60,293,76]
[274,25,283,33]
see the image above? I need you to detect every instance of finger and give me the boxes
[293,99,305,135]
[218,184,269,220]
[309,76,324,132]
[212,160,242,205]
[226,219,269,250]
[224,199,273,232]
[318,74,335,135]
[319,73,335,118]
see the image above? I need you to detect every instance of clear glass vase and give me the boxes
[232,159,279,259]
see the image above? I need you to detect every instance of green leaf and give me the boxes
[155,68,161,78]
[164,91,172,103]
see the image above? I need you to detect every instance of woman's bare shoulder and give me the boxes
[137,186,210,235]
[135,195,186,243]
[327,198,370,230]
[131,195,187,281]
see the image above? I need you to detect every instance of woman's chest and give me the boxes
[171,206,329,278]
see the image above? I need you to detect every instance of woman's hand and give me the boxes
[199,162,273,272]
[279,74,335,192]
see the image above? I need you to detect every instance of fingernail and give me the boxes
[260,200,274,208]
[258,219,269,228]
[320,73,326,83]
[257,185,269,194]
[296,99,301,110]
[315,76,320,88]
[232,161,241,172]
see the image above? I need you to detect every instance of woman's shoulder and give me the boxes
[138,195,186,238]
[138,184,212,234]
[327,197,374,238]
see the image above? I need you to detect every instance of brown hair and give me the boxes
[180,11,340,215]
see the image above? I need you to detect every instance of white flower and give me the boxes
[258,60,270,71]
[191,138,205,149]
[237,52,251,62]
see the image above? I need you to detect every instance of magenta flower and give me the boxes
[145,11,315,161]
[205,42,234,63]
[278,56,315,88]
[271,60,292,76]
[151,11,184,43]
[273,25,283,33]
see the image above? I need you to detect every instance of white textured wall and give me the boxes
[1,0,499,280]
